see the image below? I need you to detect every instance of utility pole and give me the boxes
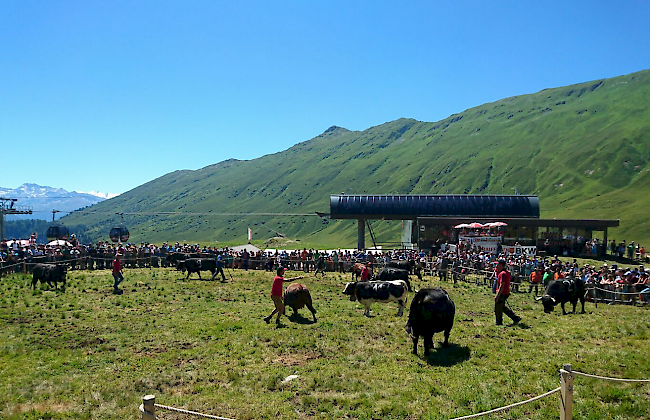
[0,198,33,242]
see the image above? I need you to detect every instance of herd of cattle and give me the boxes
[27,255,590,356]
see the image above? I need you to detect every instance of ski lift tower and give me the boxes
[0,198,33,242]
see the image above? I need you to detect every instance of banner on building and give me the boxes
[459,235,502,254]
[505,245,537,256]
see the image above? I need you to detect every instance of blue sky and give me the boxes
[2,1,649,196]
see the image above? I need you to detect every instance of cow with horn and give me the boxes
[535,277,586,314]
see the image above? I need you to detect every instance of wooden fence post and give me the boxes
[560,364,574,420]
[142,395,155,419]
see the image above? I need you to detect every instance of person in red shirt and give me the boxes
[112,253,124,294]
[360,265,370,281]
[495,259,521,326]
[264,267,303,325]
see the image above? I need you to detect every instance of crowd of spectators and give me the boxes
[1,238,426,277]
[434,242,650,304]
[3,236,649,304]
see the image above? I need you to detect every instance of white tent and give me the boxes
[6,239,30,247]
[227,244,262,253]
[47,240,72,247]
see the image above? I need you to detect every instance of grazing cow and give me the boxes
[32,264,67,290]
[351,263,371,281]
[536,277,586,314]
[284,283,317,322]
[373,267,412,291]
[405,288,455,356]
[176,258,217,280]
[342,280,408,316]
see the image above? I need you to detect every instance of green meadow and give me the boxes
[1,268,649,419]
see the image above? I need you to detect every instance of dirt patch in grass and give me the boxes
[272,350,322,366]
[134,346,169,356]
[9,401,74,414]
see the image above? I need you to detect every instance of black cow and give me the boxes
[32,264,67,290]
[284,283,317,322]
[405,288,455,356]
[342,280,408,316]
[388,260,413,273]
[387,259,423,280]
[167,252,203,268]
[167,252,190,268]
[536,277,586,314]
[176,258,217,280]
[374,267,412,291]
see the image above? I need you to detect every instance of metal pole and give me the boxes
[357,219,365,250]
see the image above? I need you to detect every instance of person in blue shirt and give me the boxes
[215,252,227,282]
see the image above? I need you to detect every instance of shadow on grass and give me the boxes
[424,343,471,367]
[288,313,317,325]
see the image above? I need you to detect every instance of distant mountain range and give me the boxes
[54,69,650,248]
[0,183,114,221]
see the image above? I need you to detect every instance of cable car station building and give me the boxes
[329,194,619,256]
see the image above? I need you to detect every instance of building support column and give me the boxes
[357,219,365,250]
[602,228,608,258]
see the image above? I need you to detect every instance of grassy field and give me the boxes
[1,267,649,420]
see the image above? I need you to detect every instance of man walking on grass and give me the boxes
[495,259,521,326]
[112,253,124,294]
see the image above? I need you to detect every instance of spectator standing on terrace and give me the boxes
[494,259,521,326]
[529,267,543,295]
[627,242,635,260]
[112,253,124,294]
[244,249,251,271]
[263,267,303,325]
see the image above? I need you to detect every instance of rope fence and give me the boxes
[447,387,561,420]
[572,370,650,383]
[138,364,649,420]
[589,285,645,296]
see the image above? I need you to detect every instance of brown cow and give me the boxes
[351,263,372,281]
[283,283,317,322]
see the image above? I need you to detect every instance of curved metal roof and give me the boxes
[329,194,540,220]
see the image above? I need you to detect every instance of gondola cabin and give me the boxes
[46,225,70,241]
[109,226,130,243]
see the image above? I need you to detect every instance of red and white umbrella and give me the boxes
[467,222,484,228]
[484,221,507,228]
[453,223,471,229]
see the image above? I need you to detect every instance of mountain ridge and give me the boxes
[49,68,650,247]
[0,183,111,221]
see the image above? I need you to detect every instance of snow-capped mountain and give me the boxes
[0,183,118,220]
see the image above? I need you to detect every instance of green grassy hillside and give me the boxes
[60,69,650,247]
